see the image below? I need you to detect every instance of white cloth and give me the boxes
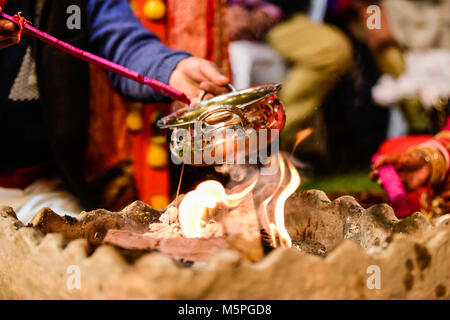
[387,106,409,138]
[0,179,83,224]
[229,40,287,89]
[8,46,40,102]
[308,0,327,23]
[372,49,450,108]
[7,0,46,102]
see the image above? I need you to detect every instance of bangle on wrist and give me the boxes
[409,146,447,186]
[419,140,450,171]
[435,130,450,141]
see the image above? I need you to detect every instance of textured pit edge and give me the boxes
[0,191,448,299]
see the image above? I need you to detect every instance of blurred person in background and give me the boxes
[270,1,427,173]
[320,0,400,172]
[227,0,283,42]
[267,0,353,166]
[226,0,286,89]
[369,0,450,217]
[371,116,450,217]
[372,0,450,135]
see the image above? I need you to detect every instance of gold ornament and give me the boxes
[143,0,166,20]
[150,194,169,210]
[147,136,168,168]
[410,146,447,186]
[126,110,143,132]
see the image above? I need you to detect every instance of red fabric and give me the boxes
[132,0,167,42]
[206,0,216,61]
[336,0,354,13]
[130,1,170,208]
[376,135,431,218]
[442,116,450,131]
[378,135,432,155]
[0,1,7,8]
[376,134,440,217]
[131,104,170,206]
[407,186,433,214]
[0,162,50,189]
[85,66,131,182]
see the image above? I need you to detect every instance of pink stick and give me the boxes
[0,12,191,105]
[372,153,411,218]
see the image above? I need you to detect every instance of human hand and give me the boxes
[0,7,19,49]
[169,57,230,105]
[370,152,431,191]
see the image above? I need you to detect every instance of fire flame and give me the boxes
[273,159,300,247]
[260,156,300,247]
[177,127,310,246]
[260,156,286,247]
[292,128,313,154]
[179,179,257,238]
[178,155,301,247]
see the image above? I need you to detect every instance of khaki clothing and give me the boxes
[268,14,353,154]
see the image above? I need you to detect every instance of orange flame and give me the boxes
[178,179,257,238]
[259,155,300,247]
[273,159,300,247]
[177,156,301,246]
[291,128,313,154]
[260,156,286,247]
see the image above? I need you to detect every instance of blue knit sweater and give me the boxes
[86,0,191,102]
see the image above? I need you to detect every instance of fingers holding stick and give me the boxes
[0,8,20,48]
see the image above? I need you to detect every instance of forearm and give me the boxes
[86,0,191,102]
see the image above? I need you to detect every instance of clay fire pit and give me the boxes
[0,190,448,299]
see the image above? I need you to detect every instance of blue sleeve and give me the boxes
[86,0,191,102]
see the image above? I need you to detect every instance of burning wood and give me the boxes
[104,229,229,262]
[104,191,264,261]
[213,193,263,261]
[29,155,302,263]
